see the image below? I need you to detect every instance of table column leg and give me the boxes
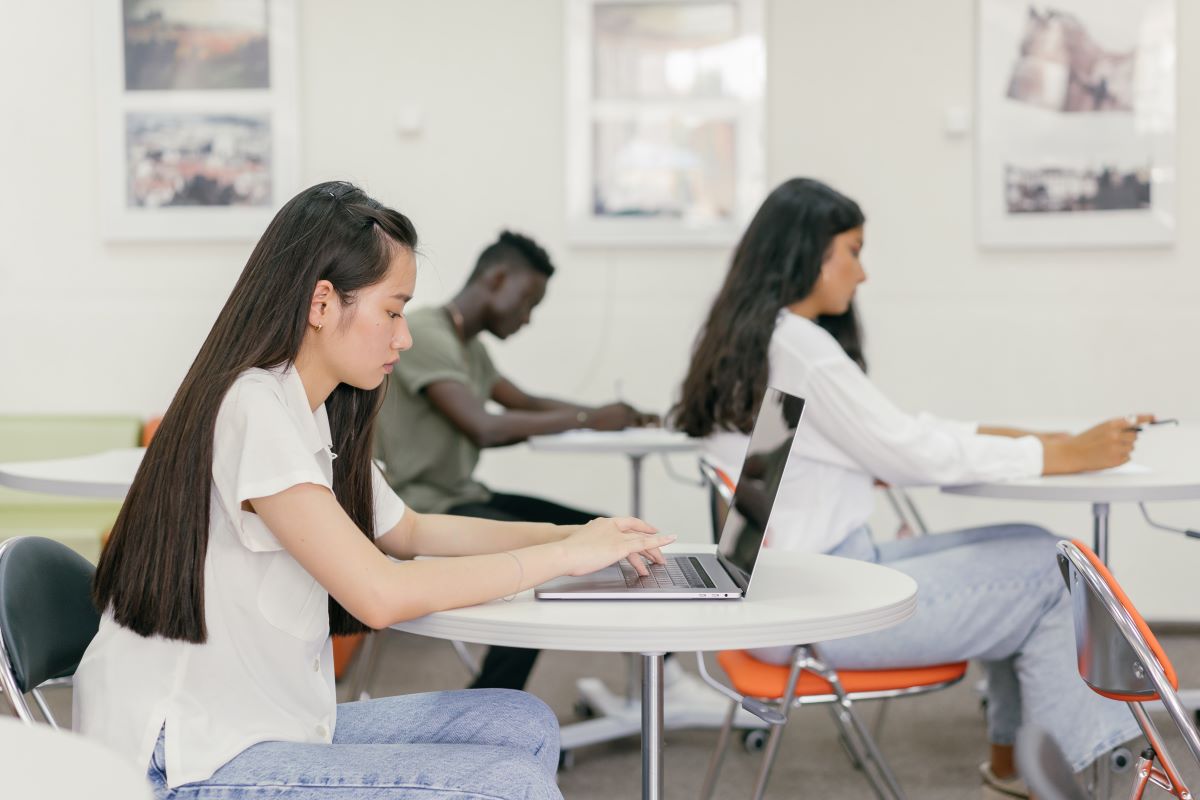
[624,453,647,704]
[629,453,645,518]
[1093,502,1110,564]
[641,652,665,800]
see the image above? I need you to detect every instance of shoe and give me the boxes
[663,658,768,729]
[979,762,1030,799]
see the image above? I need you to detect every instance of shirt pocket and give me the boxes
[256,551,329,642]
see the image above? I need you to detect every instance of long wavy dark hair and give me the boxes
[672,178,865,437]
[93,181,418,643]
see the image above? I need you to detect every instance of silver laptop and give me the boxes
[535,387,804,600]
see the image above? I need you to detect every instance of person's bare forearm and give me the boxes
[977,425,1033,438]
[473,408,584,447]
[410,513,577,556]
[376,543,569,624]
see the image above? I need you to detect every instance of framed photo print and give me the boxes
[565,0,766,246]
[94,0,299,241]
[976,0,1175,248]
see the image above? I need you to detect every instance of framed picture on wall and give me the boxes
[94,0,299,241]
[565,0,766,246]
[976,0,1176,248]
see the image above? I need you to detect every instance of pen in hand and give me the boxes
[1127,418,1179,433]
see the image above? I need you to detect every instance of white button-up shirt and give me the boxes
[74,365,406,788]
[706,312,1042,555]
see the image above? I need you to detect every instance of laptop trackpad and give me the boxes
[538,566,625,593]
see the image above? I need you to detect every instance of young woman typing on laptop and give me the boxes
[672,178,1146,798]
[74,182,673,800]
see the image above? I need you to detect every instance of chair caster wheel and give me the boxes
[573,699,595,719]
[558,749,575,770]
[742,729,768,753]
[1109,746,1133,773]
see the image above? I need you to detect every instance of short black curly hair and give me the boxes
[468,230,555,282]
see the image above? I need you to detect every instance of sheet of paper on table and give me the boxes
[1086,462,1152,476]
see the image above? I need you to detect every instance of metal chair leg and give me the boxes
[1128,703,1191,799]
[750,722,790,800]
[810,648,905,800]
[872,697,890,741]
[747,646,809,800]
[345,630,383,701]
[839,699,906,799]
[30,688,58,728]
[824,704,888,800]
[699,701,737,800]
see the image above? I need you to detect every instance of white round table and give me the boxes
[0,717,153,799]
[0,448,144,499]
[942,427,1200,563]
[526,429,698,518]
[394,549,918,800]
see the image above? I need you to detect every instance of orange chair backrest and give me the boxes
[714,465,736,494]
[1068,539,1178,700]
[140,416,163,446]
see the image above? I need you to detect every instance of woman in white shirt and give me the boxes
[672,178,1144,797]
[75,182,674,800]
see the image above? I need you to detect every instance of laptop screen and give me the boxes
[714,387,805,590]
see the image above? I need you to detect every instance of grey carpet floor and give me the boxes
[10,632,1200,798]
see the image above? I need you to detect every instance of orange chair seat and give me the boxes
[717,649,968,699]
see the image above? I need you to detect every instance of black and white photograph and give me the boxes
[1005,162,1151,213]
[1005,7,1135,113]
[977,0,1175,247]
[123,0,270,91]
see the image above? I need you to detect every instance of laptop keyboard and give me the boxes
[619,556,716,589]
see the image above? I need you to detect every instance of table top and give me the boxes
[526,428,699,457]
[942,424,1200,503]
[0,447,144,499]
[0,718,153,799]
[393,549,917,653]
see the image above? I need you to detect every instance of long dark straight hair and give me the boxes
[672,178,865,437]
[94,181,418,643]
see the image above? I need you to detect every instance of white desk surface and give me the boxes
[393,549,917,653]
[943,424,1200,504]
[0,717,153,800]
[526,428,699,456]
[0,447,144,499]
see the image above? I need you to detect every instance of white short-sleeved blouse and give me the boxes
[73,365,406,788]
[705,312,1042,555]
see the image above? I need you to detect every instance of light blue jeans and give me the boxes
[147,690,562,799]
[750,524,1141,772]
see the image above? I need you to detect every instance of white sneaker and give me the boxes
[979,762,1030,799]
[663,658,768,729]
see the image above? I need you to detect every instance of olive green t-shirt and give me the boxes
[374,306,500,513]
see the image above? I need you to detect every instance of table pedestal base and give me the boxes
[560,670,770,753]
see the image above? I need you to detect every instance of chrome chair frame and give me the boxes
[1058,540,1200,799]
[694,644,966,800]
[0,537,88,727]
[694,458,963,800]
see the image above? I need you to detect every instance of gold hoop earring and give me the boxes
[314,322,323,332]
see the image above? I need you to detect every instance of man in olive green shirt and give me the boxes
[375,231,655,690]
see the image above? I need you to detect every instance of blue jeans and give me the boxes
[147,690,562,799]
[750,524,1141,771]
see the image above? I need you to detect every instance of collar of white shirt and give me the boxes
[270,363,336,459]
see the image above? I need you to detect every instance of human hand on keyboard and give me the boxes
[561,517,675,578]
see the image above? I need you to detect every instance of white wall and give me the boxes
[2,0,1197,619]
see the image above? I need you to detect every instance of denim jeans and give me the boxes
[147,689,562,799]
[749,524,1141,772]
